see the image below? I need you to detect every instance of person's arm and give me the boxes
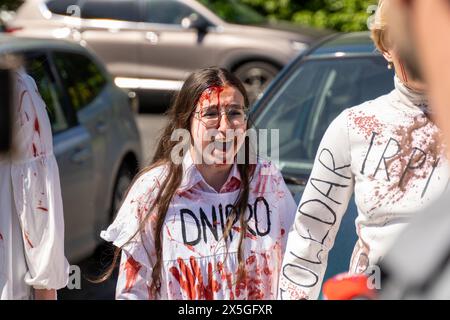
[278,110,355,300]
[10,69,69,296]
[34,289,57,300]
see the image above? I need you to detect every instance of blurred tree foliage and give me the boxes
[203,0,379,32]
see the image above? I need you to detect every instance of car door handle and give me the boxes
[95,120,108,134]
[145,31,159,44]
[70,147,91,164]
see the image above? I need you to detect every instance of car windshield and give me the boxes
[199,0,266,25]
[253,56,394,178]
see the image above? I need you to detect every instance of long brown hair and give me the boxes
[97,67,254,297]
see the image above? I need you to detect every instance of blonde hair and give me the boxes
[370,0,391,53]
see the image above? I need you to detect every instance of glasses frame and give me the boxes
[192,106,249,128]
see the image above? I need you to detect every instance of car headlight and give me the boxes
[290,40,307,52]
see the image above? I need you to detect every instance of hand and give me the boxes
[34,288,57,300]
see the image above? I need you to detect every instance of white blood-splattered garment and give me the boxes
[101,152,297,299]
[0,68,69,299]
[279,76,449,300]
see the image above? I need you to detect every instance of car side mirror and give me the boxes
[181,13,209,33]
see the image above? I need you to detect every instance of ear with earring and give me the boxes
[387,61,394,69]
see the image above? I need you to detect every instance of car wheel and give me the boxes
[111,163,135,221]
[234,62,280,105]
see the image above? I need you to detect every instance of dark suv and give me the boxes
[8,0,330,104]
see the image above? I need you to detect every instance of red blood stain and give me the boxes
[37,207,48,212]
[124,255,142,292]
[235,277,247,298]
[34,118,40,136]
[281,228,285,236]
[195,86,225,133]
[245,232,257,240]
[260,252,272,276]
[232,226,241,233]
[220,177,241,193]
[185,244,196,254]
[216,261,235,299]
[255,174,269,196]
[169,256,221,300]
[235,274,264,299]
[32,144,38,157]
[166,226,175,241]
[231,226,257,240]
[263,267,272,276]
[24,232,33,248]
[246,255,256,265]
[349,111,383,140]
[178,190,195,200]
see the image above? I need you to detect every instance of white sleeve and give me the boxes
[101,169,163,299]
[279,110,355,300]
[10,69,69,290]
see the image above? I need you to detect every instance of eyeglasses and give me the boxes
[193,106,248,128]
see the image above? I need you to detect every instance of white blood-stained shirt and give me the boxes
[279,76,449,300]
[0,68,69,299]
[101,152,297,299]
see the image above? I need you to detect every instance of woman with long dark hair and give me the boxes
[99,67,296,299]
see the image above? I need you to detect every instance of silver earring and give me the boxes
[387,62,393,70]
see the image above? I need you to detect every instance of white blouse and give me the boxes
[0,68,69,299]
[279,76,449,300]
[101,152,297,299]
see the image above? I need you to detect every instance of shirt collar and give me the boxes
[393,75,430,115]
[178,150,241,193]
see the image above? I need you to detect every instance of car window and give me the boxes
[199,0,266,25]
[24,52,71,134]
[144,0,195,25]
[53,52,107,112]
[81,0,140,22]
[253,57,394,176]
[46,0,81,16]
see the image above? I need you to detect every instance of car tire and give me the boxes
[110,162,136,222]
[233,61,280,105]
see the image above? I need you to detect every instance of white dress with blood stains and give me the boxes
[279,76,450,300]
[0,68,69,300]
[101,152,298,299]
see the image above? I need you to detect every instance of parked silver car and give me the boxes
[0,35,142,263]
[8,0,330,104]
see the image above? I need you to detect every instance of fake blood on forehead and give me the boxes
[198,86,226,110]
[197,86,225,132]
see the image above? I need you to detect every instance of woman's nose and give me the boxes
[217,112,231,131]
